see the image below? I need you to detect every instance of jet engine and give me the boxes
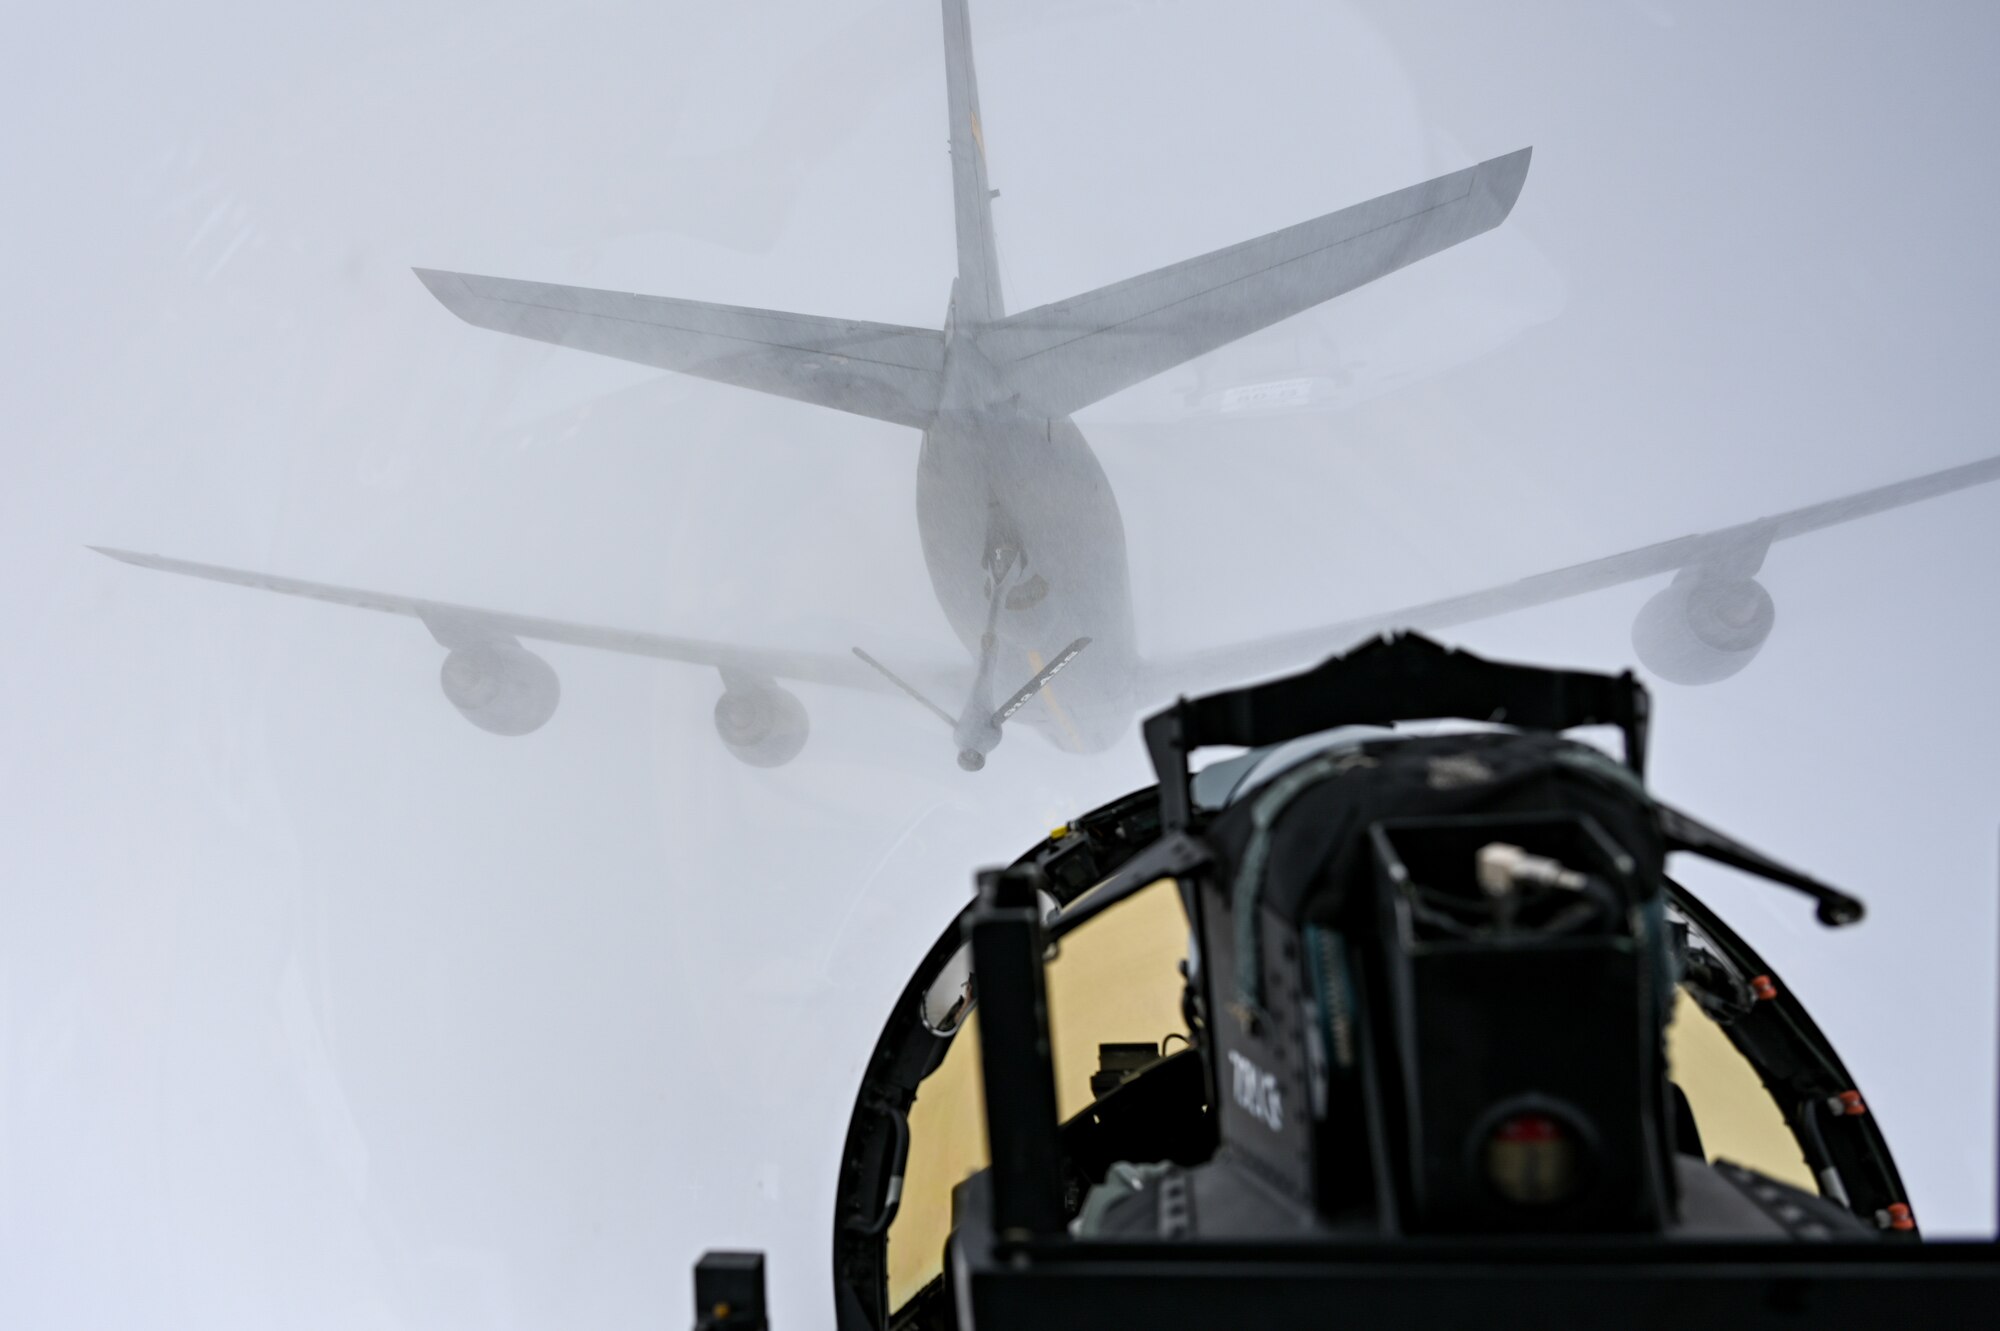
[713,678,810,767]
[1630,568,1776,685]
[439,640,561,735]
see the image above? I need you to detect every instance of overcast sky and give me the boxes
[6,1,2000,1326]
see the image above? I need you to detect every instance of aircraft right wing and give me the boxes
[1140,452,2000,701]
[89,546,961,699]
[414,269,946,430]
[976,148,1531,419]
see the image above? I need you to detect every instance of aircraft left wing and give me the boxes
[1140,452,2000,701]
[89,546,954,697]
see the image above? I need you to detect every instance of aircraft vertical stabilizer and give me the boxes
[942,0,1005,322]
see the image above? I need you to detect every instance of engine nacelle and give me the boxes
[1630,571,1776,686]
[713,680,810,767]
[439,641,561,735]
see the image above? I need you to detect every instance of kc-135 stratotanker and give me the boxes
[96,1,2000,771]
[687,634,1999,1330]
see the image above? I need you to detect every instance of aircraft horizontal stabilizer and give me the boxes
[413,269,946,429]
[978,149,1531,418]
